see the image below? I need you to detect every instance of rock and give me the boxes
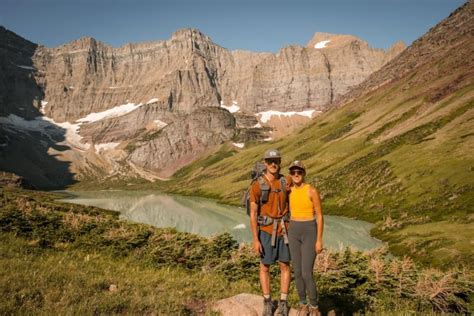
[128,107,236,177]
[108,284,118,292]
[211,293,300,316]
[0,171,35,189]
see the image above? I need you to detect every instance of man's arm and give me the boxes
[250,201,262,255]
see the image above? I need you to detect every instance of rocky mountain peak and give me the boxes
[171,28,212,43]
[0,25,37,52]
[58,36,108,52]
[306,32,363,49]
[388,40,406,52]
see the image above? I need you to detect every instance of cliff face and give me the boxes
[33,29,403,122]
[0,26,43,119]
[129,107,236,178]
[0,26,404,186]
[34,29,227,122]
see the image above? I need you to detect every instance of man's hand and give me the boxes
[253,240,263,255]
[315,240,323,254]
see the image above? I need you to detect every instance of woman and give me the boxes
[287,160,324,316]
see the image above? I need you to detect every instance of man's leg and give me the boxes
[279,261,291,295]
[277,261,291,316]
[260,262,271,295]
[259,231,276,316]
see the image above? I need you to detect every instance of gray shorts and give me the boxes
[259,230,291,265]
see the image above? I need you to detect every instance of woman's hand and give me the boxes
[315,240,323,254]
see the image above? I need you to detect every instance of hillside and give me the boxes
[152,1,474,267]
[1,187,471,314]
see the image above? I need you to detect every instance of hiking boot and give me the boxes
[308,305,320,316]
[263,297,273,316]
[297,303,309,316]
[277,300,289,316]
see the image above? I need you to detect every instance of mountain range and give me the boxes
[0,25,403,185]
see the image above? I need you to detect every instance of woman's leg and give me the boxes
[301,221,318,306]
[288,221,306,304]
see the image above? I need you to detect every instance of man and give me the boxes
[249,149,291,316]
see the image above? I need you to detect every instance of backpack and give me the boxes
[242,162,287,216]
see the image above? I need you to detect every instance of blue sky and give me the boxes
[0,0,466,52]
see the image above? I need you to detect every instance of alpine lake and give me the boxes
[59,190,383,251]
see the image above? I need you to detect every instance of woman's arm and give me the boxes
[309,186,324,253]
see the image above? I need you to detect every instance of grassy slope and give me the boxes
[0,188,255,314]
[0,234,252,314]
[151,54,474,268]
[2,187,472,314]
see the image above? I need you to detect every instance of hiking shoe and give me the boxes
[263,297,273,316]
[308,305,320,316]
[297,303,309,316]
[277,300,289,316]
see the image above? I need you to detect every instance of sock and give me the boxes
[263,294,271,300]
[280,293,288,301]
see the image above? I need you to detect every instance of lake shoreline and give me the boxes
[58,189,384,251]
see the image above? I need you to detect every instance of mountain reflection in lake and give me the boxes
[60,190,383,250]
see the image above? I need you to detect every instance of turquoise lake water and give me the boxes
[60,190,384,251]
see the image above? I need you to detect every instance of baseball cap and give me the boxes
[289,160,306,172]
[263,149,281,159]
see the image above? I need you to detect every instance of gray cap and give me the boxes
[289,160,306,172]
[263,149,281,159]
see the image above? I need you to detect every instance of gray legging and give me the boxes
[288,220,318,306]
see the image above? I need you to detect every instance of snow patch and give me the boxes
[42,117,90,151]
[314,40,331,49]
[264,137,273,142]
[220,100,240,113]
[154,119,167,129]
[67,49,88,54]
[40,101,48,114]
[257,110,316,123]
[233,223,246,230]
[95,142,120,152]
[253,123,262,128]
[147,98,159,104]
[16,64,36,70]
[232,142,245,148]
[0,114,90,151]
[77,102,143,123]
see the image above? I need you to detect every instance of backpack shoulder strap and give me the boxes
[257,176,269,190]
[258,176,270,204]
[279,176,287,196]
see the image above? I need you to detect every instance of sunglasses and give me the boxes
[265,159,281,165]
[290,169,304,176]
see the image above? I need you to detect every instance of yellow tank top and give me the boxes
[289,184,315,219]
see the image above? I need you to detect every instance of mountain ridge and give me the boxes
[0,25,404,185]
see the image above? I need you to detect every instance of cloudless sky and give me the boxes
[0,0,466,52]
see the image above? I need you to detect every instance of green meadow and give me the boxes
[1,187,472,314]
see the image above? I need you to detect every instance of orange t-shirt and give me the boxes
[249,174,289,235]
